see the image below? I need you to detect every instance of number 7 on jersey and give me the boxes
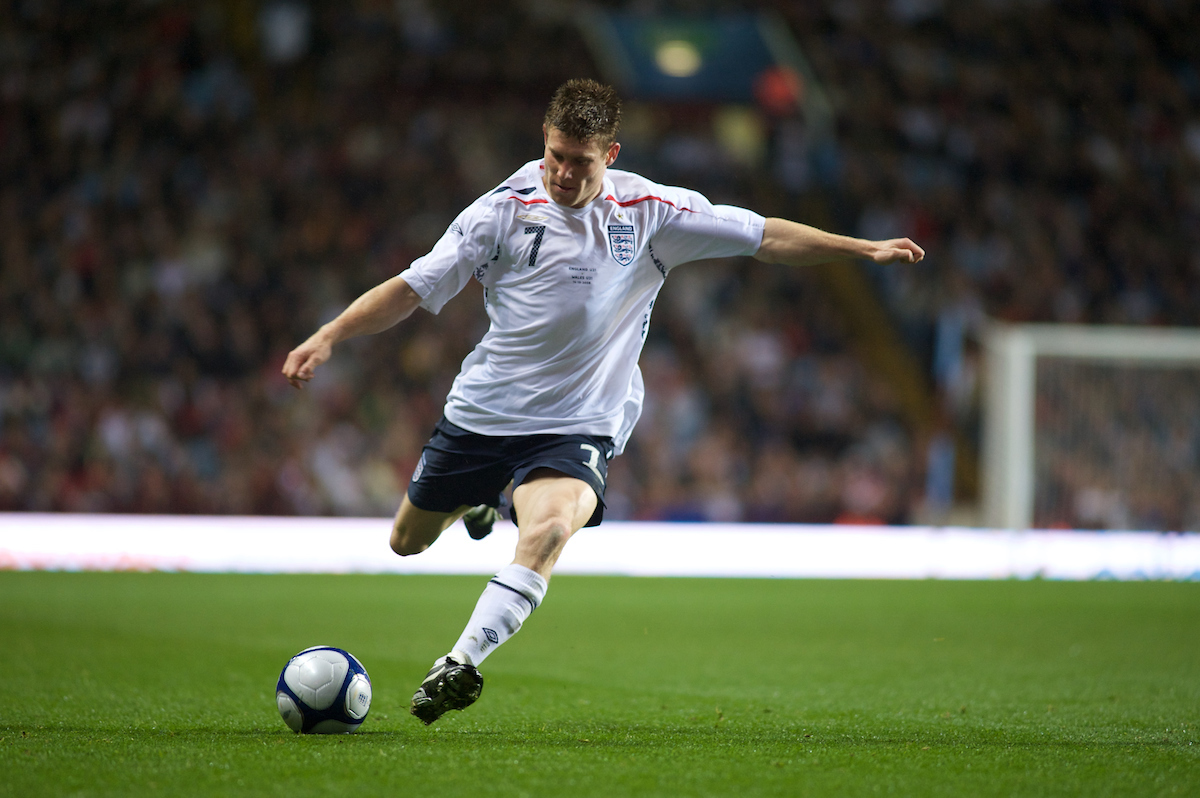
[523,225,546,270]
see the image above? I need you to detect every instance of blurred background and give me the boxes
[1,0,1198,530]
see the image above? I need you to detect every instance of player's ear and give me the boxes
[605,141,620,166]
[542,124,548,144]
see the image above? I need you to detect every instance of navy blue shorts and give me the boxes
[406,417,614,528]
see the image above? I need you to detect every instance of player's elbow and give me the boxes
[752,242,783,265]
[753,218,798,266]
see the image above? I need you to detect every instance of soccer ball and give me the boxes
[276,646,372,734]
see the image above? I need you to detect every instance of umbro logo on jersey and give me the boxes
[608,224,635,266]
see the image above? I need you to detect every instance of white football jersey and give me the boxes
[398,159,765,453]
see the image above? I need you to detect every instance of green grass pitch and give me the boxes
[1,571,1196,796]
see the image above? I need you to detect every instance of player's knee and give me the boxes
[390,522,430,557]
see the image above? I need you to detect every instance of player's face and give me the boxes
[542,125,620,208]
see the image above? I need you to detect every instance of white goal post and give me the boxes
[982,323,1200,530]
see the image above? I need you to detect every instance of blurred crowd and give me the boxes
[787,0,1200,529]
[1034,362,1200,531]
[1,0,1197,528]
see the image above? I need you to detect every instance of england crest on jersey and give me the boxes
[607,224,635,266]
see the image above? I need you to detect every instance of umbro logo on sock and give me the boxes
[483,628,499,644]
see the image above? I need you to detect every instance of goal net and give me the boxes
[982,324,1200,532]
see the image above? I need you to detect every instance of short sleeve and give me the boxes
[398,202,498,314]
[649,191,765,272]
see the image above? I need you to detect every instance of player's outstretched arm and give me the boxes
[753,217,924,268]
[282,275,423,389]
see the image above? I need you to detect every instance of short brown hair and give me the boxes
[544,79,622,145]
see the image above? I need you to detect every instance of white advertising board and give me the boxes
[2,514,1197,580]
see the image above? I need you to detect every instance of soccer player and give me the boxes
[282,79,923,724]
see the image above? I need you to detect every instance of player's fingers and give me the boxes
[282,349,305,378]
[877,248,911,265]
[298,352,326,380]
[287,369,315,390]
[283,349,316,388]
[883,241,924,264]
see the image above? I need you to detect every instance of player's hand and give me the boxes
[870,238,925,265]
[282,336,333,389]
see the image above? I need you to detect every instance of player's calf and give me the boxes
[513,519,572,574]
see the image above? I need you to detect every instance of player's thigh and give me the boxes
[511,471,598,576]
[390,494,469,555]
[511,469,598,536]
[508,433,612,529]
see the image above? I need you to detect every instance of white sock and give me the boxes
[449,564,548,667]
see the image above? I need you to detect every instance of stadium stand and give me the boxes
[1,0,1195,528]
